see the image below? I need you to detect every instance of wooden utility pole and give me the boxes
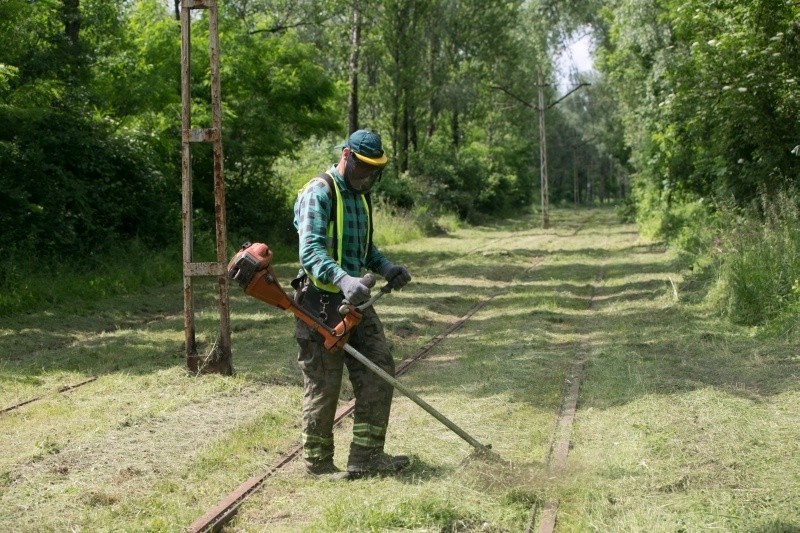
[533,78,589,229]
[572,134,579,207]
[180,0,232,375]
[537,70,550,228]
[492,79,589,229]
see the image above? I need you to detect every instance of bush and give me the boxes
[226,171,295,246]
[406,135,522,222]
[716,190,800,326]
[0,106,175,259]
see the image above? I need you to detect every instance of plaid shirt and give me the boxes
[294,166,390,286]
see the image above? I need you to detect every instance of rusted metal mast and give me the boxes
[180,0,232,375]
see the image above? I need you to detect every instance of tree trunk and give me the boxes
[410,112,418,153]
[347,9,362,135]
[451,110,459,148]
[426,36,439,140]
[63,0,80,47]
[400,97,410,172]
[572,138,579,207]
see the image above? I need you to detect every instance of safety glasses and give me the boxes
[346,153,384,192]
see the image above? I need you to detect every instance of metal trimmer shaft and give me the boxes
[342,343,493,456]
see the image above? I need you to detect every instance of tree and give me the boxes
[594,0,800,221]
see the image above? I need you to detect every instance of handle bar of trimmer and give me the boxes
[338,284,392,316]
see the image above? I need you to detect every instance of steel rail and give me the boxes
[0,377,98,415]
[526,261,606,533]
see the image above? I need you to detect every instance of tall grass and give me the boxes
[0,208,446,317]
[716,190,800,327]
[0,239,180,316]
[372,199,460,247]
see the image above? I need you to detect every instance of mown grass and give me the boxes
[1,207,797,532]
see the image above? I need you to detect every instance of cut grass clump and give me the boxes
[322,496,492,532]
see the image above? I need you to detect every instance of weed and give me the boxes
[716,190,800,326]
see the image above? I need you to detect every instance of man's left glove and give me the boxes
[379,262,412,290]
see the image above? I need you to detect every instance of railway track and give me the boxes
[0,376,98,415]
[3,212,600,531]
[187,214,603,532]
[526,255,607,533]
[187,246,569,532]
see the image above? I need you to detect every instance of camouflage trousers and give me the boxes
[294,305,395,463]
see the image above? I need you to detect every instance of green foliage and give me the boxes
[597,0,800,207]
[593,0,800,330]
[0,238,179,316]
[0,0,342,278]
[405,132,526,222]
[716,190,800,326]
[219,26,340,243]
[0,106,174,258]
[226,171,294,245]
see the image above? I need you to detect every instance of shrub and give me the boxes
[716,190,800,326]
[0,106,175,259]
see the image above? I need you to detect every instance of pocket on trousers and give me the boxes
[295,318,315,340]
[297,339,323,377]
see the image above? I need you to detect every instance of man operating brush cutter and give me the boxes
[228,241,498,480]
[290,129,411,479]
[228,130,495,481]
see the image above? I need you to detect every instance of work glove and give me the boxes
[379,262,412,290]
[335,274,373,305]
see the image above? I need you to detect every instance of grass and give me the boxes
[0,197,436,318]
[717,191,800,328]
[1,207,798,531]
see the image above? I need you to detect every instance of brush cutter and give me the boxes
[227,241,495,458]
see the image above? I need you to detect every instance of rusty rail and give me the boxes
[526,262,605,533]
[0,377,98,415]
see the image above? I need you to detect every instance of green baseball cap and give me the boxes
[336,129,388,166]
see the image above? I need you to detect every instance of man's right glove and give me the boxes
[335,274,373,305]
[379,263,412,290]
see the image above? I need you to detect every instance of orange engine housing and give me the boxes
[227,242,362,352]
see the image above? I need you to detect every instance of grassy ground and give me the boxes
[0,207,797,531]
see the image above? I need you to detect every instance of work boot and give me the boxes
[346,448,410,479]
[304,457,341,478]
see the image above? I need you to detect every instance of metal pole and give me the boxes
[208,0,232,366]
[180,0,232,374]
[180,1,197,370]
[342,343,493,455]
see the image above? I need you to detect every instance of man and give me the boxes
[292,129,412,479]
